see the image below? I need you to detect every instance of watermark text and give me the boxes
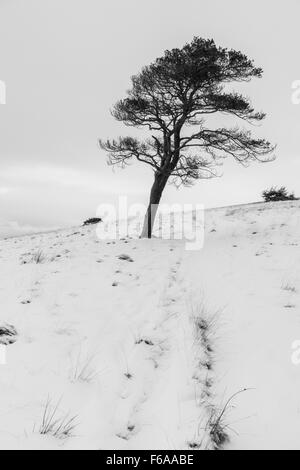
[0,345,7,365]
[0,80,6,104]
[95,197,205,251]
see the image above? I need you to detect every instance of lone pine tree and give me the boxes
[100,37,275,238]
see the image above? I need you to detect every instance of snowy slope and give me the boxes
[182,199,300,450]
[0,200,299,450]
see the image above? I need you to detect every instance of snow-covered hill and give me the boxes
[0,200,299,450]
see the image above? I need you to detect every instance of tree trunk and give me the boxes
[141,172,169,238]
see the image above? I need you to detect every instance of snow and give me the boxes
[0,200,299,450]
[182,200,300,450]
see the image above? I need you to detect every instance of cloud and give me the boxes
[0,163,149,237]
[0,186,10,195]
[0,218,57,238]
[0,165,145,196]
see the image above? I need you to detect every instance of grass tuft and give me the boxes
[31,250,47,264]
[207,389,250,450]
[70,353,98,383]
[37,397,78,440]
[282,283,297,293]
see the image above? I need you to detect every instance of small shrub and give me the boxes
[262,187,297,203]
[118,254,134,262]
[135,337,154,346]
[0,324,17,345]
[83,218,102,226]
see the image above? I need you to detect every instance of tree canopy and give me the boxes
[100,37,275,237]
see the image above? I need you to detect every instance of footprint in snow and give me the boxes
[118,254,134,262]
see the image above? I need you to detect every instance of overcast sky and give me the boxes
[0,0,299,237]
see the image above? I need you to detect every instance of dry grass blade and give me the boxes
[31,250,47,264]
[70,352,98,383]
[38,397,78,440]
